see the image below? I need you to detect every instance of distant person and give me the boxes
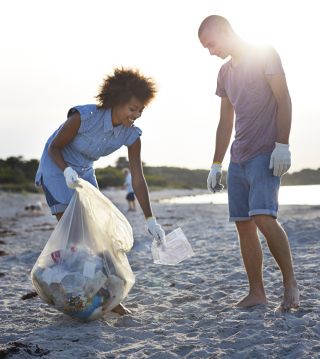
[35,67,165,315]
[198,15,299,311]
[122,168,136,212]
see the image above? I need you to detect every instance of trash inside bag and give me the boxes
[31,179,135,321]
[151,227,194,265]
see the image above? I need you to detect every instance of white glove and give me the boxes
[269,142,291,177]
[207,163,224,193]
[63,166,79,188]
[146,217,165,245]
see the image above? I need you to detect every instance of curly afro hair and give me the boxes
[96,67,157,109]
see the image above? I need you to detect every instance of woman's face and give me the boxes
[112,97,145,127]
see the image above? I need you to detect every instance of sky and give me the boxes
[1,0,319,172]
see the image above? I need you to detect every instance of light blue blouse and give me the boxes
[35,104,142,203]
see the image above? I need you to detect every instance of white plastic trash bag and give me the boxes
[31,179,135,321]
[151,227,194,265]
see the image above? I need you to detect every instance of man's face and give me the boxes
[199,28,231,59]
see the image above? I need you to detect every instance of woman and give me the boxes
[35,67,165,315]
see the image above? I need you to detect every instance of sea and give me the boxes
[162,184,320,206]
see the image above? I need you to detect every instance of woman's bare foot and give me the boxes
[111,303,132,315]
[276,285,300,312]
[236,292,267,308]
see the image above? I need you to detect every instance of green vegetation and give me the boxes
[0,156,40,192]
[281,169,320,186]
[0,156,319,192]
[96,165,210,189]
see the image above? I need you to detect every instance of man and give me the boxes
[122,168,136,212]
[198,15,299,311]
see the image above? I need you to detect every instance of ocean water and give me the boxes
[162,185,320,206]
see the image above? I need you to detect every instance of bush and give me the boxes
[95,166,123,188]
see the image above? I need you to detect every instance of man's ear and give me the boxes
[222,26,232,37]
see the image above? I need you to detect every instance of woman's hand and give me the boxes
[63,167,79,188]
[146,217,165,245]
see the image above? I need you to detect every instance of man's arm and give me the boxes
[212,96,234,163]
[267,73,292,176]
[266,74,292,144]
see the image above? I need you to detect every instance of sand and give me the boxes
[0,188,319,358]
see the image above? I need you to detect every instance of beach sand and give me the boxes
[0,188,319,358]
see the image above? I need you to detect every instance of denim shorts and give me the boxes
[227,152,280,222]
[42,184,69,215]
[126,192,135,201]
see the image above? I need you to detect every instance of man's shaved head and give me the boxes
[198,15,233,38]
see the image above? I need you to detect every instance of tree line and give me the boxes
[0,156,40,192]
[0,156,319,192]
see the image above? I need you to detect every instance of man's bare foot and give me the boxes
[236,292,267,308]
[111,303,132,315]
[276,285,300,312]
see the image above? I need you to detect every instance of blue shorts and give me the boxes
[42,184,69,215]
[126,192,135,201]
[227,152,280,222]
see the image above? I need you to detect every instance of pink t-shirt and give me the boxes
[216,45,285,163]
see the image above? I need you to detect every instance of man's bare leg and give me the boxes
[128,200,136,211]
[235,220,267,307]
[253,215,300,311]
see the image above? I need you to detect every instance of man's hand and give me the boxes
[269,142,291,176]
[63,167,79,188]
[207,163,224,193]
[146,217,165,245]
